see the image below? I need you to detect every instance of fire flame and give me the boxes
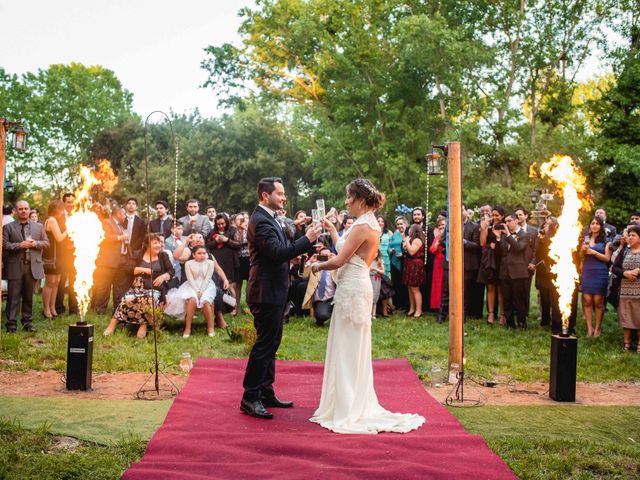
[537,155,590,334]
[66,161,117,318]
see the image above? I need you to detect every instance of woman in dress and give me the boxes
[206,213,240,294]
[234,212,250,315]
[42,201,67,319]
[429,218,446,311]
[580,216,612,337]
[477,206,506,325]
[612,225,640,351]
[175,245,229,338]
[103,233,174,339]
[388,216,408,312]
[376,215,392,317]
[310,178,424,434]
[402,224,426,317]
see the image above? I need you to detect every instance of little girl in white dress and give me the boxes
[172,245,217,338]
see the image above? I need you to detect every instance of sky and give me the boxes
[1,0,254,119]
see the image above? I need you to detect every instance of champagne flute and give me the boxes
[316,199,326,234]
[312,209,320,225]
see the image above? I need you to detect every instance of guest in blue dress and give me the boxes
[580,216,612,337]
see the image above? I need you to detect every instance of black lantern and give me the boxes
[10,124,27,151]
[530,189,539,205]
[425,149,443,175]
[4,179,14,194]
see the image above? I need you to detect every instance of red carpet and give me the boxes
[123,358,516,479]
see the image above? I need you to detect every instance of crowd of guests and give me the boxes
[2,194,639,352]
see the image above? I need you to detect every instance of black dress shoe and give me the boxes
[240,399,273,419]
[23,324,37,333]
[261,394,293,408]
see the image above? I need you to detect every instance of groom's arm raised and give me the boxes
[253,220,322,264]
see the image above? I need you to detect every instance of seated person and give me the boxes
[302,247,337,326]
[175,245,229,338]
[103,233,174,339]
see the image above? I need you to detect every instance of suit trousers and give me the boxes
[92,265,118,314]
[501,277,529,327]
[56,260,78,314]
[113,257,134,309]
[438,264,450,321]
[464,270,479,319]
[539,283,561,329]
[242,303,286,402]
[313,299,333,325]
[6,262,37,329]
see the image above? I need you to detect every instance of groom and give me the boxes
[241,177,322,419]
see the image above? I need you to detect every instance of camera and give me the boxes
[494,224,506,231]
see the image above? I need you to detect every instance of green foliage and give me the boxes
[0,64,135,194]
[88,104,313,215]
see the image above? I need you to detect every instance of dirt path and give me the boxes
[1,370,638,405]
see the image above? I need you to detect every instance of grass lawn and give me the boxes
[1,297,639,478]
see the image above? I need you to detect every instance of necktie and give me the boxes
[160,218,165,233]
[21,223,31,262]
[127,216,134,239]
[318,270,327,299]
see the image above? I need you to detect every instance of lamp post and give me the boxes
[0,118,28,340]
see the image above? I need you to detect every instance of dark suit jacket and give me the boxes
[97,217,125,268]
[246,206,312,305]
[122,215,146,262]
[521,224,538,265]
[498,230,530,280]
[463,221,481,271]
[149,217,174,238]
[2,220,49,280]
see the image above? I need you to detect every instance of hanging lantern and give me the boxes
[10,124,28,151]
[425,150,443,175]
[530,189,540,205]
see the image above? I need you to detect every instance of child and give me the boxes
[177,245,218,338]
[369,250,385,319]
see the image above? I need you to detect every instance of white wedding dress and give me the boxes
[310,211,425,434]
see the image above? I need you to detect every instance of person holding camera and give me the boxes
[302,247,337,326]
[611,224,640,351]
[497,214,530,330]
[477,206,506,325]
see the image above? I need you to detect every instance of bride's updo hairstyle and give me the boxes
[347,178,385,210]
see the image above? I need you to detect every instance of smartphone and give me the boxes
[317,254,328,261]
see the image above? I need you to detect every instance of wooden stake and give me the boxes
[447,142,463,374]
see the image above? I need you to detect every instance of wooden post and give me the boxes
[0,121,6,341]
[447,142,463,375]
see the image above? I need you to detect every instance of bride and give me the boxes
[310,178,425,434]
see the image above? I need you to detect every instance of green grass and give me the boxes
[0,396,171,443]
[1,296,638,382]
[0,418,145,480]
[455,406,640,479]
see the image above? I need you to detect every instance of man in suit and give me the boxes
[462,206,481,319]
[113,198,146,306]
[241,177,322,419]
[515,206,538,317]
[302,247,337,326]
[178,199,211,237]
[92,207,128,314]
[204,205,216,234]
[149,200,173,238]
[3,200,49,332]
[497,214,530,329]
[56,192,79,315]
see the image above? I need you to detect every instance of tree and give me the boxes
[0,63,135,193]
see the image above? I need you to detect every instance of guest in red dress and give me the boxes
[429,219,446,310]
[402,224,426,317]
